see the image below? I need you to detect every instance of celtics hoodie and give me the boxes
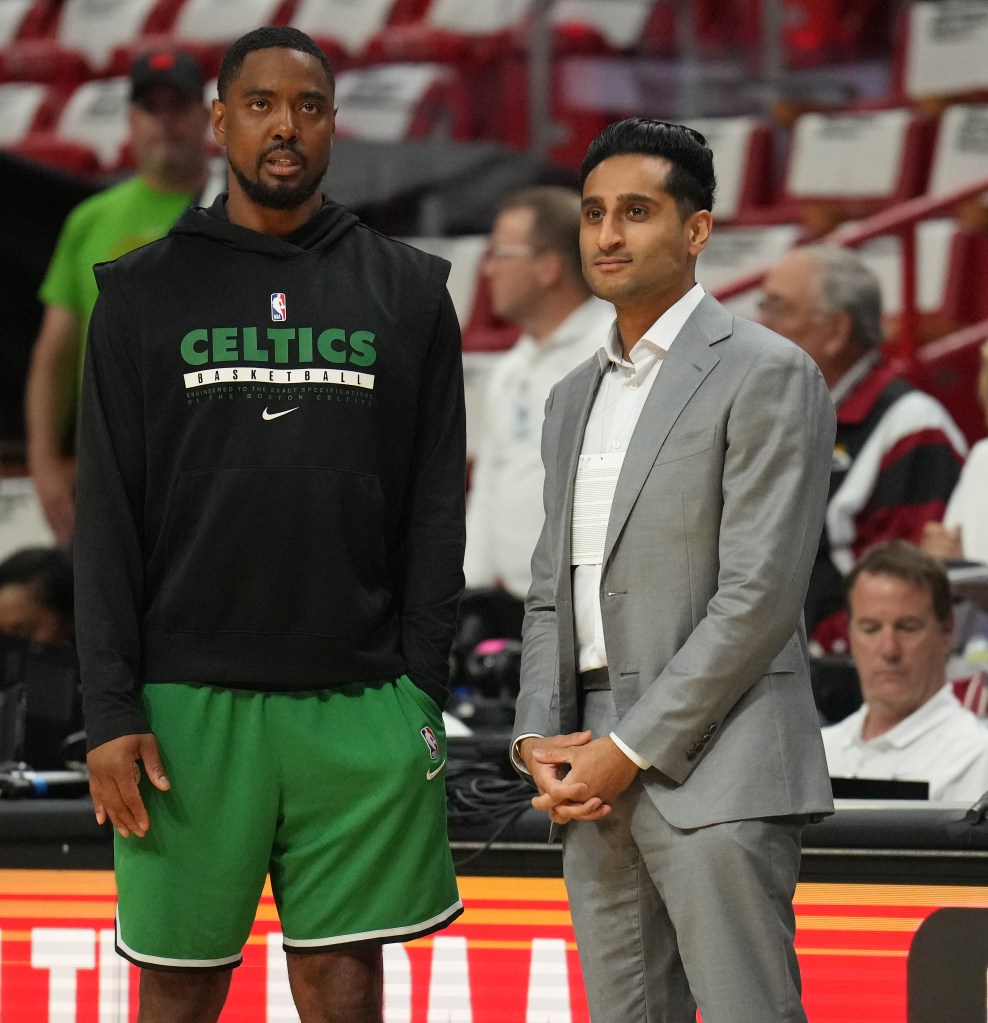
[75,195,466,750]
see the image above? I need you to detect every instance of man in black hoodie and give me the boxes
[75,27,465,1023]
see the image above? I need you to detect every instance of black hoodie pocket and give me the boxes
[148,466,390,638]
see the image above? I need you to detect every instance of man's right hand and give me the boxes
[518,731,607,824]
[87,733,170,838]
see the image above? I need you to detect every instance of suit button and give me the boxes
[686,751,697,762]
[707,723,718,734]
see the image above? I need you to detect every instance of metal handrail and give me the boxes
[711,175,988,368]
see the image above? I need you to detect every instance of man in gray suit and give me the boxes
[512,119,836,1022]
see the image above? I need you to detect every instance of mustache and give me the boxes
[258,141,306,166]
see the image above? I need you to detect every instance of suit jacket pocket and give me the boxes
[653,425,716,466]
[766,638,801,675]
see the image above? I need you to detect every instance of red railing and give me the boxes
[711,175,988,371]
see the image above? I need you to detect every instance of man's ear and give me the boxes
[820,309,854,358]
[211,98,226,146]
[534,248,565,290]
[687,210,713,256]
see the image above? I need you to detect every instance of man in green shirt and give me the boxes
[25,49,211,545]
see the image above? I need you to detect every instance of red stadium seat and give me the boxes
[369,0,533,64]
[684,117,776,224]
[782,107,936,231]
[893,0,988,106]
[0,0,58,46]
[47,76,132,171]
[333,62,475,142]
[0,80,63,144]
[113,0,295,78]
[0,0,180,83]
[8,133,101,173]
[291,0,405,64]
[550,0,657,56]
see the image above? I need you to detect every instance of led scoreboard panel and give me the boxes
[1,801,987,1021]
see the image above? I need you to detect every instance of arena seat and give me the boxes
[8,133,101,173]
[782,107,936,231]
[894,0,988,105]
[856,218,988,345]
[47,76,131,171]
[0,0,179,83]
[0,80,60,144]
[333,62,474,142]
[550,0,656,55]
[290,0,403,64]
[927,103,988,198]
[697,223,803,320]
[684,117,775,223]
[0,0,35,46]
[405,234,517,353]
[112,0,293,78]
[369,0,534,64]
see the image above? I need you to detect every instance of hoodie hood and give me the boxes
[169,192,360,259]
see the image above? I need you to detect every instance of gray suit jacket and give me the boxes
[514,294,836,829]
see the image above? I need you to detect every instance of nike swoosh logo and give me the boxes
[262,407,300,421]
[426,759,446,781]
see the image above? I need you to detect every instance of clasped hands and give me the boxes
[518,731,639,824]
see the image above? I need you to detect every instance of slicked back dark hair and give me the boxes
[580,118,716,220]
[217,27,334,102]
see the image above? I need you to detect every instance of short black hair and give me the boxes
[217,27,335,102]
[580,118,716,219]
[0,547,74,636]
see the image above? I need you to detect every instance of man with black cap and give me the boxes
[25,48,212,546]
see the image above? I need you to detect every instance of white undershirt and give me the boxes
[511,286,706,775]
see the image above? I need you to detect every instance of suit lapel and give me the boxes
[603,296,731,565]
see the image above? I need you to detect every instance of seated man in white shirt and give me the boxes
[822,540,988,802]
[464,186,613,603]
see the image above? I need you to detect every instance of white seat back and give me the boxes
[928,104,988,196]
[697,224,802,320]
[56,76,130,168]
[787,109,912,199]
[857,219,957,316]
[905,1,988,100]
[551,0,652,48]
[58,0,157,69]
[686,116,759,222]
[334,64,452,142]
[291,0,397,53]
[0,0,33,47]
[175,0,284,43]
[0,81,47,144]
[427,0,533,35]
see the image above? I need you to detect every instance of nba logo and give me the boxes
[420,726,440,760]
[271,293,287,321]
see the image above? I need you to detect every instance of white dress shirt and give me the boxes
[464,297,613,598]
[512,285,706,774]
[821,686,988,802]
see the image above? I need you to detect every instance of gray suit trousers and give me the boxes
[561,692,808,1023]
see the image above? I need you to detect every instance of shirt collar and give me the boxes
[855,684,954,750]
[598,283,706,370]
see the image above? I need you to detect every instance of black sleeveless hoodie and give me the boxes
[75,194,465,750]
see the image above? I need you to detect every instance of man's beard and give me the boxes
[229,146,327,211]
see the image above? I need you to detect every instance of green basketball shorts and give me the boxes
[113,675,462,970]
